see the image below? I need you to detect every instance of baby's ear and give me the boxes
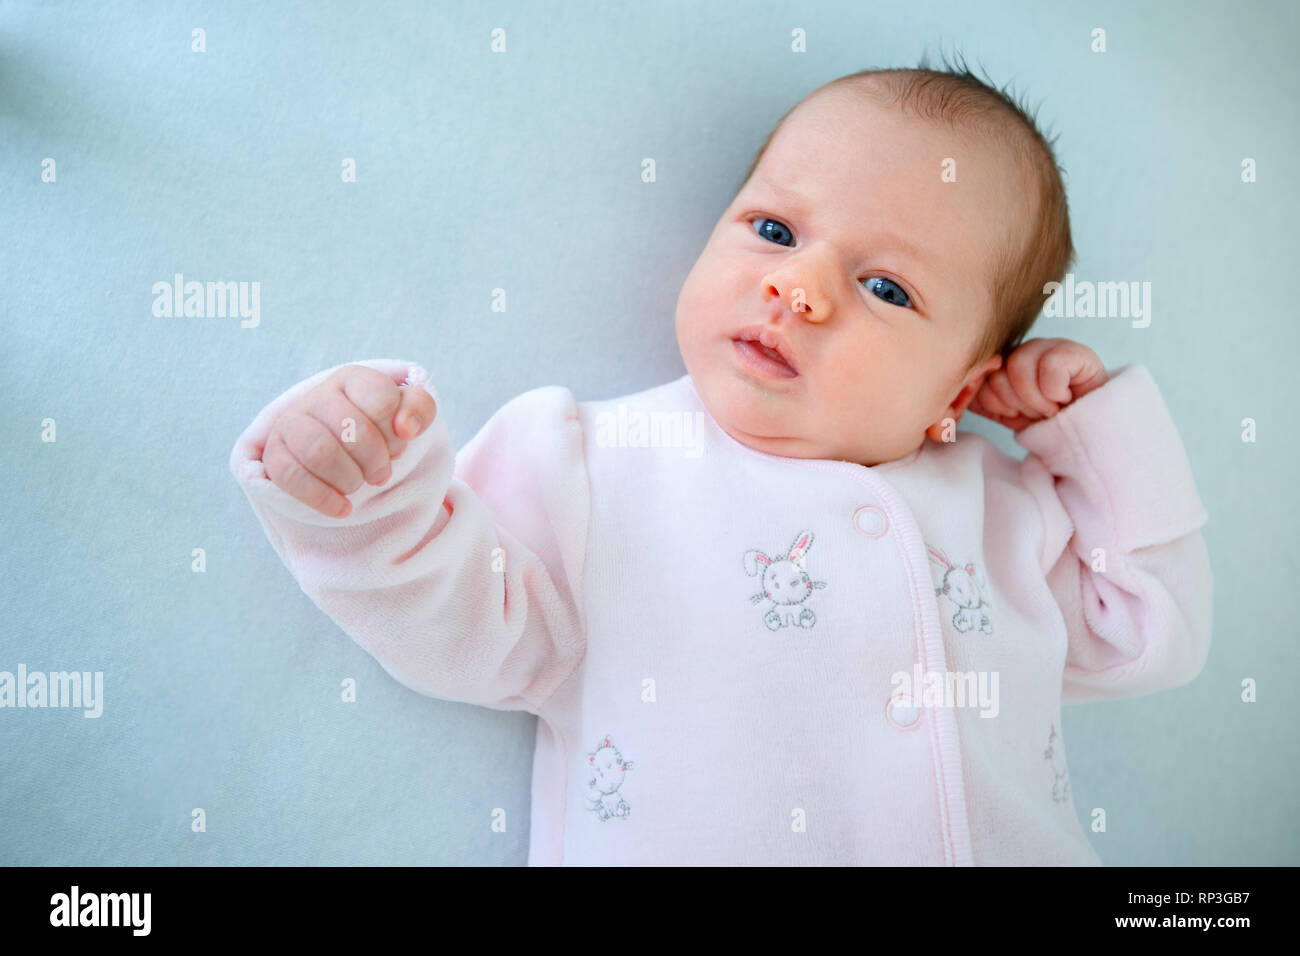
[929,353,1003,441]
[742,551,771,576]
[953,354,1004,415]
[924,420,951,444]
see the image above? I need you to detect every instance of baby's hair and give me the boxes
[734,49,1074,372]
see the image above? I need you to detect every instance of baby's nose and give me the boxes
[764,280,818,316]
[761,247,836,318]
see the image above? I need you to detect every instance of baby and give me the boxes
[230,65,1212,865]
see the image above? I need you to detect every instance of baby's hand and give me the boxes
[262,365,438,518]
[967,338,1108,432]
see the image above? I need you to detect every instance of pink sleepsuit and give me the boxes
[229,359,1212,865]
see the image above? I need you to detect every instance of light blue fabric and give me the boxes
[2,0,1295,865]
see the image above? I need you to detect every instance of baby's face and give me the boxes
[675,87,1020,466]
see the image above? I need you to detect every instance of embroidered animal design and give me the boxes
[743,529,828,631]
[927,545,993,634]
[584,735,634,821]
[1043,723,1071,804]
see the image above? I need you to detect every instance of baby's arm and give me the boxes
[229,359,590,715]
[1012,363,1212,703]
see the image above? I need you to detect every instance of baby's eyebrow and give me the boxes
[755,177,810,211]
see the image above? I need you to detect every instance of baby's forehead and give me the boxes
[755,94,1036,284]
[768,103,1029,196]
[830,89,1029,166]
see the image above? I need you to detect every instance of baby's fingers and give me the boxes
[1004,349,1060,419]
[393,383,437,441]
[301,384,399,487]
[263,417,356,518]
[1037,353,1074,405]
[969,383,1036,431]
[970,378,1019,422]
[332,365,430,458]
[986,370,1042,422]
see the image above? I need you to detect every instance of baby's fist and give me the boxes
[967,338,1108,432]
[262,365,438,518]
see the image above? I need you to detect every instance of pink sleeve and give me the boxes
[1013,363,1213,704]
[228,359,590,716]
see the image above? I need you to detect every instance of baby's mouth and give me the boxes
[751,341,793,368]
[732,332,799,378]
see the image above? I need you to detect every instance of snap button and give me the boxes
[886,694,922,730]
[853,505,888,538]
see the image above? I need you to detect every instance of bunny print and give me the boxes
[743,529,828,631]
[584,735,635,821]
[927,544,994,635]
[1042,724,1071,804]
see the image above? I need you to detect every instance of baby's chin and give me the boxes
[702,379,920,465]
[704,388,826,457]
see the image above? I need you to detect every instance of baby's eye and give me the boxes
[753,217,912,309]
[752,217,794,246]
[862,276,912,309]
